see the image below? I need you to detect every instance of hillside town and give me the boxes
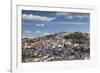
[22,32,90,62]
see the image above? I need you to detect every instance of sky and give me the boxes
[22,10,90,38]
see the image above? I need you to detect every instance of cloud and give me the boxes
[36,24,45,27]
[35,31,42,34]
[34,30,51,37]
[65,15,85,19]
[65,16,73,19]
[43,32,50,35]
[64,22,89,25]
[24,31,32,34]
[56,12,89,17]
[56,12,74,19]
[75,15,89,19]
[56,12,71,16]
[56,12,89,20]
[22,14,56,21]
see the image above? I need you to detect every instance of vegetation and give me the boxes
[63,32,89,44]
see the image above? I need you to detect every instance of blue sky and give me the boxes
[22,10,90,38]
